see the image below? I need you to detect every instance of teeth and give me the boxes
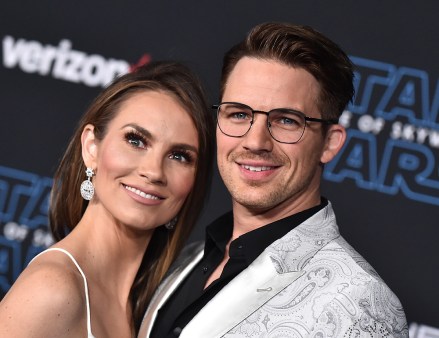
[124,185,160,200]
[242,165,273,172]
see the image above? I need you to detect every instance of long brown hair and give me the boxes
[220,22,355,120]
[49,61,214,332]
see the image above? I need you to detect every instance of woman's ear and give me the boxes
[81,124,98,168]
[320,124,346,164]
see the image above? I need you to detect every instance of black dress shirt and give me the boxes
[150,199,327,337]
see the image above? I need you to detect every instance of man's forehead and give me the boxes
[222,57,321,111]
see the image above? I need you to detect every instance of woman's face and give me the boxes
[83,90,199,231]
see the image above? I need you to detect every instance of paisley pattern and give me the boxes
[224,203,408,338]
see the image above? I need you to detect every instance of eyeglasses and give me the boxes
[213,102,338,144]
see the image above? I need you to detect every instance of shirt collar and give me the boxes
[204,198,328,265]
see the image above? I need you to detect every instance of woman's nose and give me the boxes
[139,153,167,185]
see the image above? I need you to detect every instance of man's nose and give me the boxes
[241,113,274,152]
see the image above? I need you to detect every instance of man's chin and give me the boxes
[232,193,277,212]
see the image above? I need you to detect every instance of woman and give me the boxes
[0,61,214,337]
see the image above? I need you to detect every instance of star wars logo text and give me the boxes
[0,166,53,294]
[324,56,439,206]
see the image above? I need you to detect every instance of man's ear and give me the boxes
[320,124,346,164]
[81,124,98,168]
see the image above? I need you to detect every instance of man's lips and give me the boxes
[123,184,164,200]
[240,164,276,172]
[232,152,283,170]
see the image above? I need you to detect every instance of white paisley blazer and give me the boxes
[138,202,408,338]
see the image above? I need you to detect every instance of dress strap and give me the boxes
[30,248,94,337]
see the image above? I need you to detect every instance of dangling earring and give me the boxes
[80,167,95,201]
[164,217,178,230]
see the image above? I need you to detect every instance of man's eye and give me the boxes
[279,117,298,125]
[271,112,303,129]
[230,112,250,120]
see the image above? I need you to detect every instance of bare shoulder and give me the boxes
[0,250,88,337]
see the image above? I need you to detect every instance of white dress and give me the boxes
[30,247,96,338]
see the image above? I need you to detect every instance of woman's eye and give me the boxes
[125,131,146,148]
[169,151,193,164]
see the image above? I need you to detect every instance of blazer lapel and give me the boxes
[180,252,305,338]
[138,242,204,338]
[180,202,340,338]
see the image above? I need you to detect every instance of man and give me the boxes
[139,22,408,338]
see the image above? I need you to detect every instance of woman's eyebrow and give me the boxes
[122,123,153,138]
[172,143,199,155]
[123,123,198,154]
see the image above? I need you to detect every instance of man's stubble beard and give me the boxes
[219,152,320,213]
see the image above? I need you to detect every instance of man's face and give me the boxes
[217,57,337,216]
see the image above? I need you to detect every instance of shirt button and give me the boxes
[202,266,209,273]
[238,244,243,249]
[173,327,182,336]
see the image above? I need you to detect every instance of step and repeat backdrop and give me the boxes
[1,1,438,336]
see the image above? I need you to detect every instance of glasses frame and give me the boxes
[213,102,339,144]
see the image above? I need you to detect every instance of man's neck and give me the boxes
[231,193,321,241]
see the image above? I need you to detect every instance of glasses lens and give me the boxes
[217,103,252,137]
[268,109,306,143]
